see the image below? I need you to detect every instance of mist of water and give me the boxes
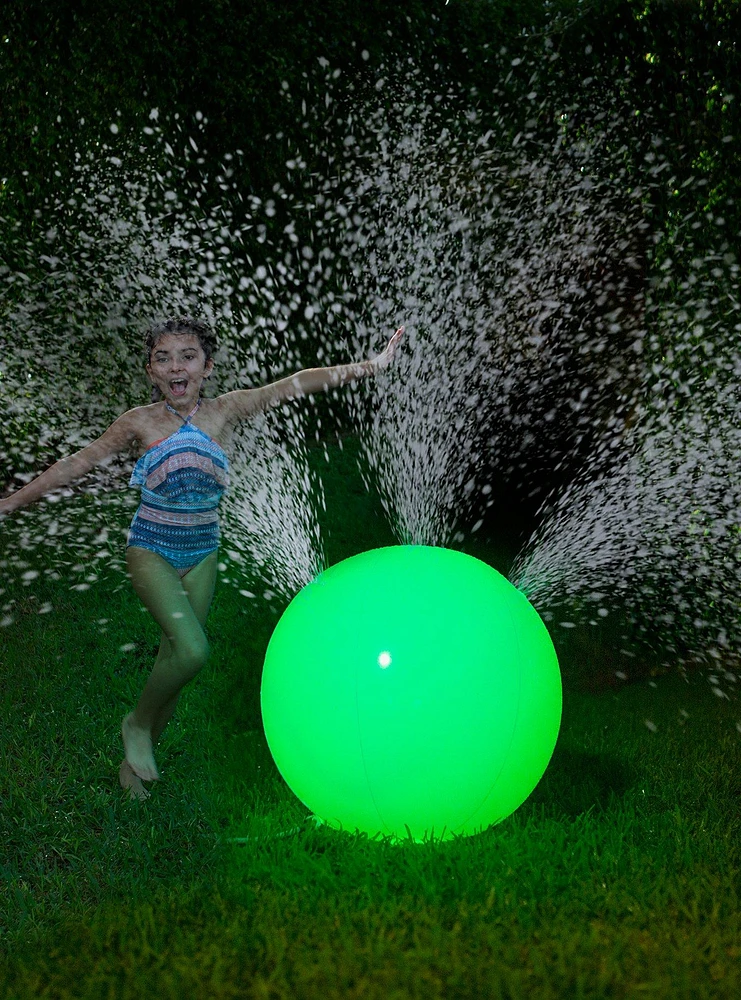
[328,72,645,547]
[0,112,328,610]
[510,253,741,674]
[2,54,739,683]
[314,61,741,675]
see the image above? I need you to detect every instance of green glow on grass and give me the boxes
[260,545,562,842]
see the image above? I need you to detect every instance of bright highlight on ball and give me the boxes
[260,545,562,842]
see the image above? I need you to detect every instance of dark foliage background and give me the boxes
[1,0,738,237]
[1,0,738,542]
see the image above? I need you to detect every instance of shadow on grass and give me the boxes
[529,746,637,818]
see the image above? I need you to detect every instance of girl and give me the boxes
[0,316,404,801]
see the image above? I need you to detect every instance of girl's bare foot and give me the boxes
[119,759,152,801]
[121,712,160,782]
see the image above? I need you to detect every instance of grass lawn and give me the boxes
[1,435,740,999]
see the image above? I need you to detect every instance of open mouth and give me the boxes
[170,379,188,397]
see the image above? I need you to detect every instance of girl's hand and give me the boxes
[371,326,405,373]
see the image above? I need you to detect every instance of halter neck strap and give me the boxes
[165,399,201,424]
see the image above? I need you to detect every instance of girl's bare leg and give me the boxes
[120,548,217,790]
[119,702,177,800]
[119,646,178,800]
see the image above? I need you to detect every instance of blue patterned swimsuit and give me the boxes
[127,400,229,575]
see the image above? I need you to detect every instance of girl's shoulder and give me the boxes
[126,403,167,451]
[129,399,231,452]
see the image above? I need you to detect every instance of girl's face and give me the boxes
[146,333,214,407]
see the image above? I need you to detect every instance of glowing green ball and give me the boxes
[260,545,561,842]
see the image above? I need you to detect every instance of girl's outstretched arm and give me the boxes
[221,326,404,423]
[0,411,138,515]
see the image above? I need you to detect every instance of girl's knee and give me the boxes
[178,634,210,677]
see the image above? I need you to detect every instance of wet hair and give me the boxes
[145,316,217,402]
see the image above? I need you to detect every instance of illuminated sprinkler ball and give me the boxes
[260,545,562,842]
